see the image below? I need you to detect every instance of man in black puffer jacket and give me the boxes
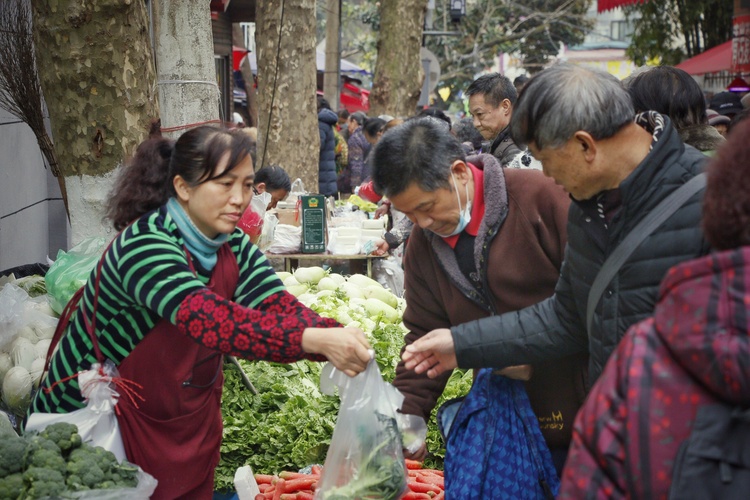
[400,63,711,388]
[317,97,339,197]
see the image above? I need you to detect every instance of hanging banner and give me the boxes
[733,15,750,76]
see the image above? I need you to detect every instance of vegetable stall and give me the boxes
[0,257,472,498]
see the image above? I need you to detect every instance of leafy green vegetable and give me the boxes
[216,360,340,490]
[319,414,406,500]
[423,368,473,470]
[216,273,468,490]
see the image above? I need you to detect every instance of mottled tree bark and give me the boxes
[369,0,428,117]
[256,0,319,190]
[31,0,158,241]
[153,0,218,139]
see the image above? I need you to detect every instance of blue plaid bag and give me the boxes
[438,368,560,499]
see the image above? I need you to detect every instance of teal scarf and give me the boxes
[167,197,228,271]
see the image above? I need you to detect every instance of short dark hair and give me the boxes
[350,111,367,126]
[513,74,529,88]
[627,66,707,130]
[702,119,750,250]
[466,73,517,108]
[317,95,331,111]
[337,109,350,120]
[417,107,452,128]
[363,117,387,138]
[255,164,291,192]
[371,118,466,198]
[452,117,484,151]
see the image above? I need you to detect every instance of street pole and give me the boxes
[324,0,341,109]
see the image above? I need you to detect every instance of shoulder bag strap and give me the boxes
[586,173,706,336]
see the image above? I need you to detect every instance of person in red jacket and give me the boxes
[559,118,750,498]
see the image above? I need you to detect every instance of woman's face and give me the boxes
[175,153,255,238]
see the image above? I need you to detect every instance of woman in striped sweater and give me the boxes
[30,125,371,499]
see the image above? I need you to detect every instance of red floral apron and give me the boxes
[116,243,238,499]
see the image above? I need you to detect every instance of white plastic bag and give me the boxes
[26,360,127,461]
[372,258,405,298]
[0,283,30,350]
[68,468,158,500]
[266,224,302,254]
[316,359,409,500]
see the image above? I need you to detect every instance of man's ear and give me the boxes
[255,182,267,194]
[574,131,597,162]
[173,175,191,202]
[450,160,470,181]
[501,98,513,114]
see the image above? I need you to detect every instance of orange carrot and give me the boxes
[255,495,265,500]
[283,478,317,493]
[416,474,444,488]
[408,481,441,494]
[296,493,315,500]
[272,478,285,500]
[279,471,311,480]
[310,464,323,476]
[432,491,445,500]
[258,483,271,492]
[405,459,423,470]
[401,492,432,500]
[255,474,276,484]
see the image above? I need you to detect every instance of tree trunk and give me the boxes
[369,0,427,117]
[31,0,158,244]
[153,0,218,139]
[256,0,319,190]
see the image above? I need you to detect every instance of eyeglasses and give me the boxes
[182,353,223,389]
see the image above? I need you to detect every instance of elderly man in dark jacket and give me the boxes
[370,118,589,474]
[402,63,710,391]
[317,97,339,197]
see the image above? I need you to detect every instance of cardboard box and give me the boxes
[301,195,327,253]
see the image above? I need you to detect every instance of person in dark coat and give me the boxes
[466,73,521,165]
[370,118,588,474]
[401,63,710,392]
[559,117,750,499]
[625,66,725,154]
[317,97,338,197]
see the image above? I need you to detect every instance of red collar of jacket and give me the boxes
[443,163,485,249]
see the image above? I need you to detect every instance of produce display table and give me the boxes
[266,252,385,278]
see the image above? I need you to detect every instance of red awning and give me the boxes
[597,0,648,13]
[675,41,732,75]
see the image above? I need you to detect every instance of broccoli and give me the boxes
[39,422,82,454]
[0,473,24,499]
[109,460,139,488]
[23,436,67,477]
[66,453,105,489]
[0,436,28,477]
[23,466,65,499]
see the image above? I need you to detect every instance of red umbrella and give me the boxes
[598,0,649,13]
[232,46,250,72]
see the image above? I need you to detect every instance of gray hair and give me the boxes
[510,63,634,150]
[371,118,465,197]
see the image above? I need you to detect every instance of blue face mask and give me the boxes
[435,171,472,238]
